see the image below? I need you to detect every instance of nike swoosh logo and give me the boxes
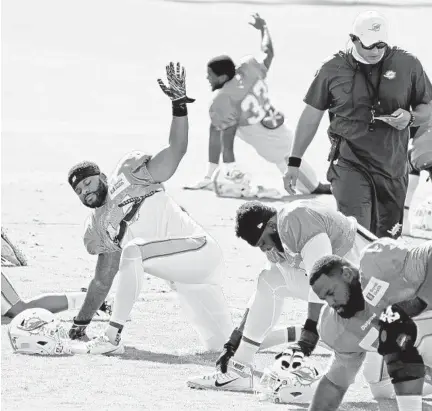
[215,378,239,387]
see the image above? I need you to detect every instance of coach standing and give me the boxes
[284,10,432,238]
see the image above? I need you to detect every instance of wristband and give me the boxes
[407,112,415,128]
[303,319,318,334]
[72,317,91,326]
[172,101,187,117]
[288,156,302,168]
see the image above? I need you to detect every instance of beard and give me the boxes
[83,180,108,209]
[336,279,365,319]
[211,82,224,91]
[270,231,284,253]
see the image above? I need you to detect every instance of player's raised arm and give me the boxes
[249,13,274,70]
[145,62,195,183]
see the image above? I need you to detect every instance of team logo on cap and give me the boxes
[369,23,381,32]
[257,222,264,229]
[383,70,396,80]
[72,175,77,183]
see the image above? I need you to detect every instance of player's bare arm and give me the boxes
[290,104,325,159]
[308,376,348,411]
[208,123,222,165]
[144,63,195,183]
[221,124,238,163]
[249,13,274,70]
[309,351,365,411]
[70,251,121,339]
[284,104,326,194]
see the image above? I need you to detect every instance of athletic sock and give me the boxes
[105,246,144,345]
[105,321,124,346]
[205,163,218,179]
[223,162,238,174]
[396,395,422,411]
[258,326,300,350]
[233,337,260,365]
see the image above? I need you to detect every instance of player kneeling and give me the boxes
[7,308,88,355]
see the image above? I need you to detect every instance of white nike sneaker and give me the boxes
[187,359,255,392]
[183,177,214,191]
[85,334,124,355]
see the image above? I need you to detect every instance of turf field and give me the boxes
[2,1,432,410]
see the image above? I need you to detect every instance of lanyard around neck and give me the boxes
[359,61,385,110]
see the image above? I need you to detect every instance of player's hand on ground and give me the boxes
[378,108,411,130]
[248,13,266,30]
[157,62,195,104]
[216,328,243,373]
[283,166,299,195]
[216,343,236,373]
[68,318,90,342]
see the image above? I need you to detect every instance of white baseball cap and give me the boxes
[352,11,388,47]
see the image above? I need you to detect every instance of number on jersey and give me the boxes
[240,79,284,129]
[240,79,269,124]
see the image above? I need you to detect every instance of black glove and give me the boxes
[216,328,243,373]
[157,62,195,117]
[278,319,319,358]
[68,317,91,341]
[378,304,417,355]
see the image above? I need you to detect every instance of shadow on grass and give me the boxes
[214,193,325,203]
[120,346,220,366]
[164,0,432,7]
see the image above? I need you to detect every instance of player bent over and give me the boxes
[188,199,378,395]
[184,13,330,197]
[67,63,233,355]
[305,240,432,411]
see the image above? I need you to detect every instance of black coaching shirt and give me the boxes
[305,47,432,178]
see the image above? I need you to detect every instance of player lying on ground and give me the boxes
[1,230,111,318]
[7,308,91,355]
[403,118,432,236]
[67,62,233,355]
[184,13,330,198]
[188,199,386,397]
[305,239,432,411]
[1,271,111,319]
